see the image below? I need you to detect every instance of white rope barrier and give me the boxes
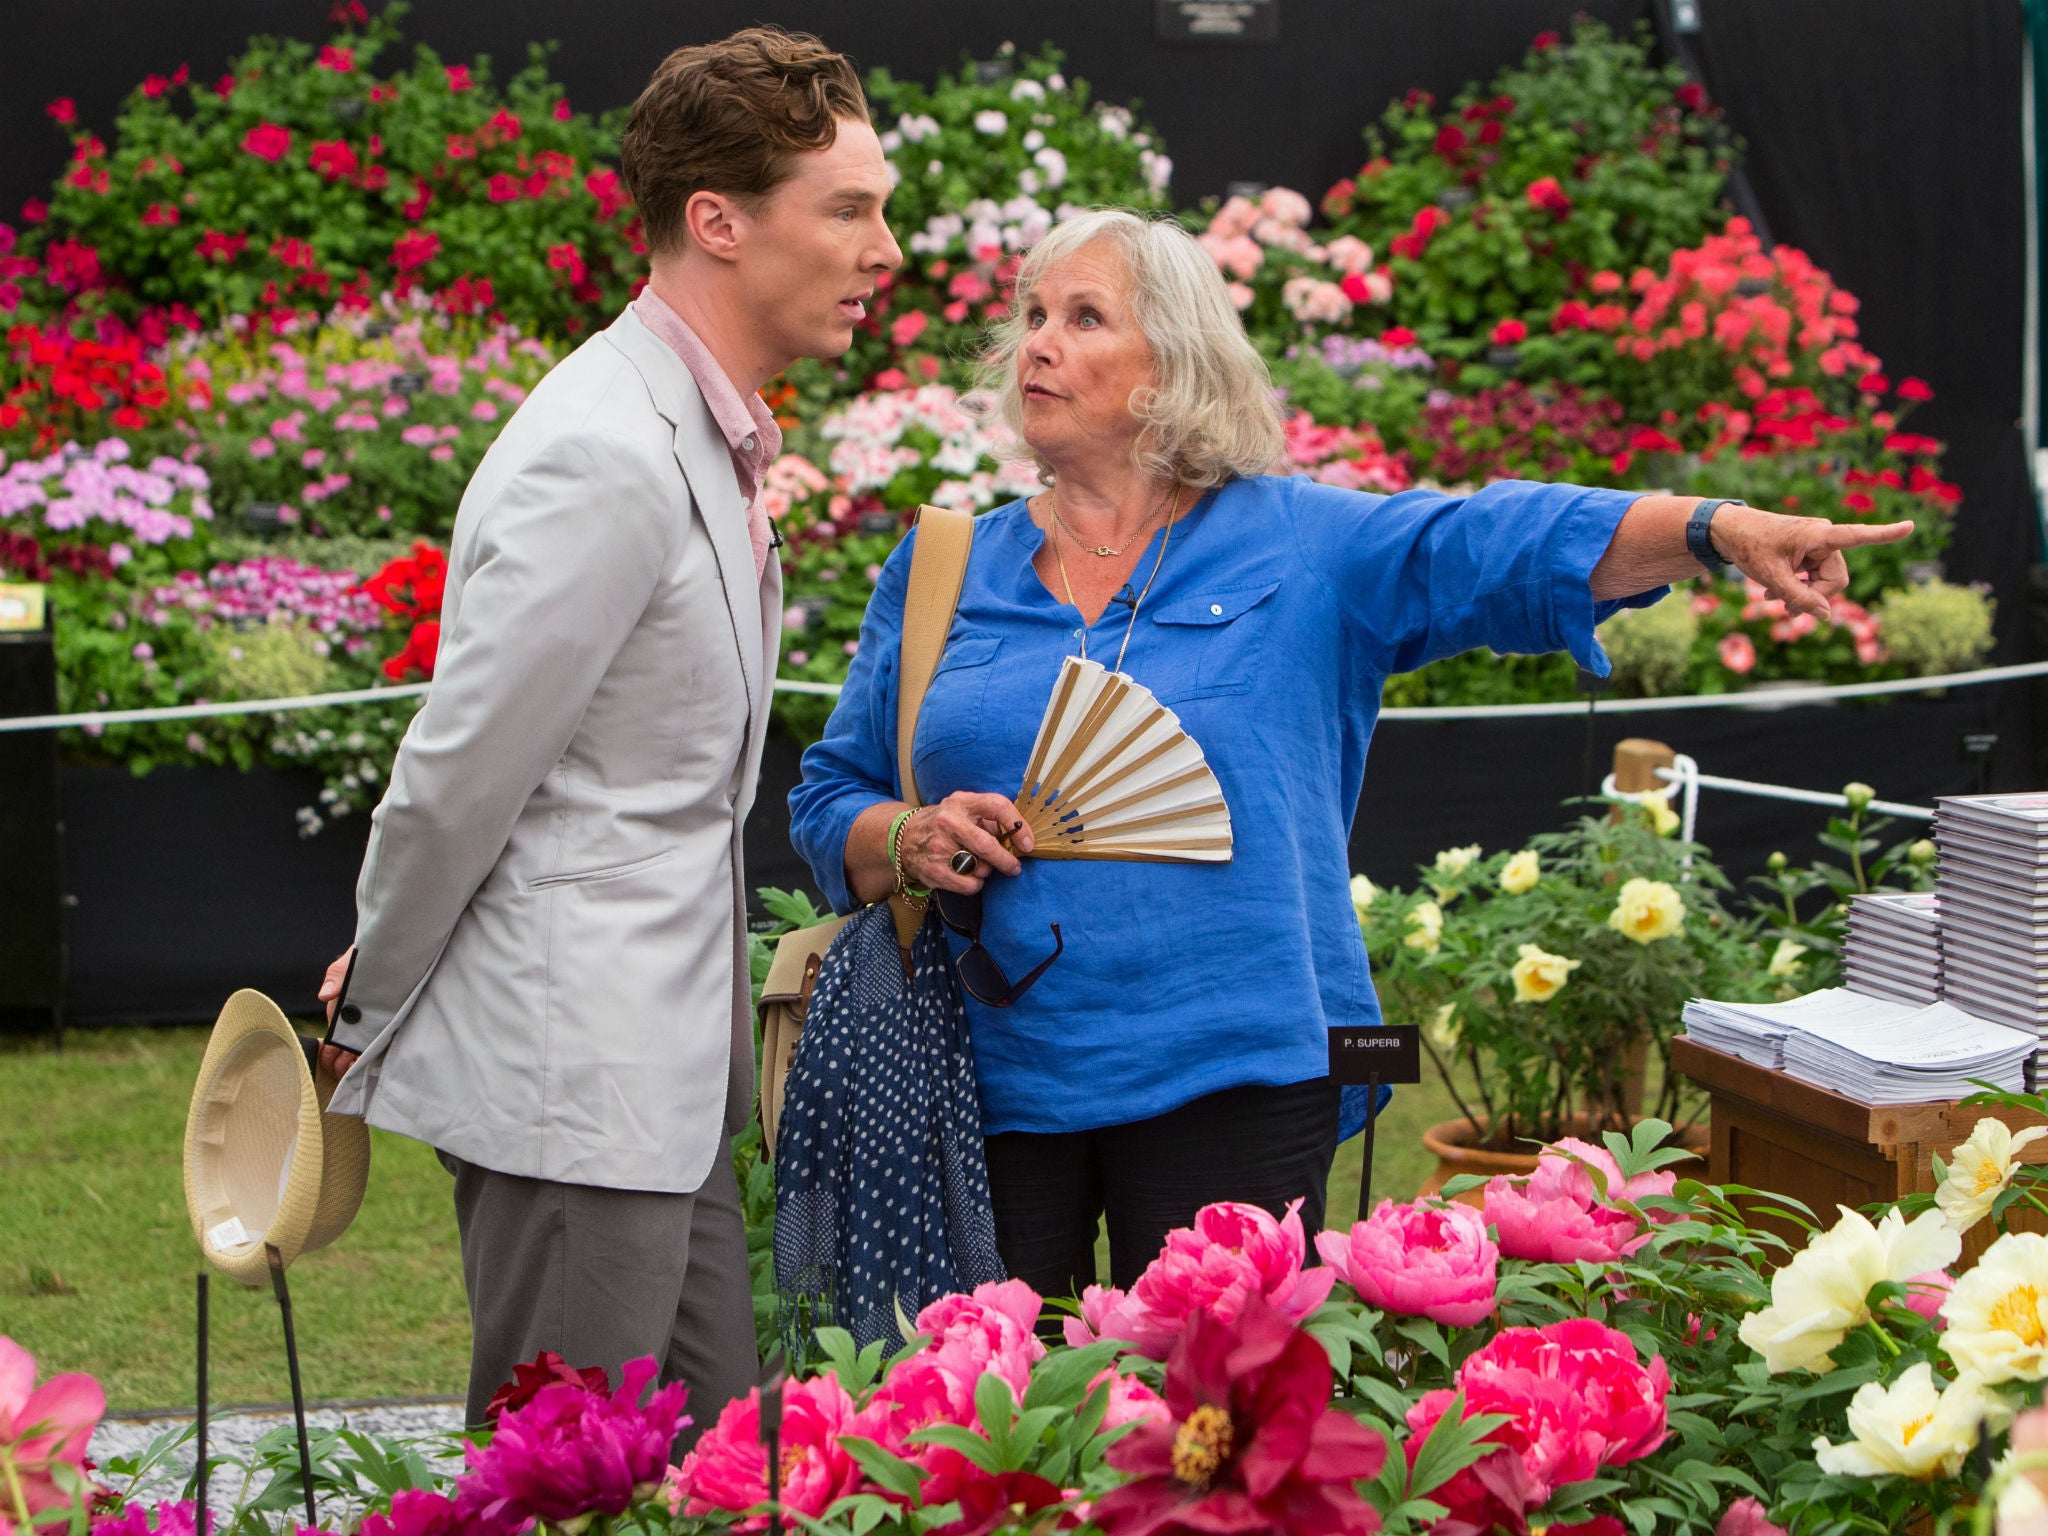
[2,654,2044,735]
[1600,758,1937,823]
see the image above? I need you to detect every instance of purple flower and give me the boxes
[455,1356,687,1530]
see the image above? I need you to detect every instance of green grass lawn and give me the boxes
[0,1026,1460,1411]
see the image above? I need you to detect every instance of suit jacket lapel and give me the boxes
[604,309,766,738]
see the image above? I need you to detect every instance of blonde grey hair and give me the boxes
[976,208,1284,488]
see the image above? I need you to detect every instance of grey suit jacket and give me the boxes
[326,306,783,1195]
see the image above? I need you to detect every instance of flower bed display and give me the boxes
[0,8,1997,828]
[28,1106,2048,1534]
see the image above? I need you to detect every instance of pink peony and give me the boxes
[1087,1367,1169,1430]
[1316,1198,1498,1326]
[1716,1496,1790,1536]
[1,1335,105,1522]
[87,1499,204,1535]
[672,1374,879,1531]
[457,1355,684,1529]
[356,1488,465,1536]
[1482,1137,1674,1264]
[1408,1318,1668,1510]
[1068,1201,1335,1359]
[913,1279,1045,1403]
[1904,1268,1953,1326]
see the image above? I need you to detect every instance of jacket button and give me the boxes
[1210,603,1223,616]
[339,1004,362,1025]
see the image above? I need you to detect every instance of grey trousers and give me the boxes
[439,1128,758,1444]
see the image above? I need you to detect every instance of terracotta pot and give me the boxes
[1418,1115,1709,1207]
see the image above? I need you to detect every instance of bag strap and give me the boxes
[894,504,974,808]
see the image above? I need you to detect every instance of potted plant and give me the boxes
[1356,801,1788,1190]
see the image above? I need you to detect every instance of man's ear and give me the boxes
[681,189,747,263]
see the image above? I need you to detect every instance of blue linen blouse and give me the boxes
[789,474,1659,1137]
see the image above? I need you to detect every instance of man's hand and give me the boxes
[318,946,359,1081]
[1714,506,1916,622]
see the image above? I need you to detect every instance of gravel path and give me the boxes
[94,1400,465,1524]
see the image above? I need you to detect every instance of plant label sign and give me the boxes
[1155,0,1277,43]
[1327,1025,1421,1085]
[0,584,46,633]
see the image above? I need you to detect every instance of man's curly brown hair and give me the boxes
[620,27,869,257]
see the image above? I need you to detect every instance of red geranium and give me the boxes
[391,229,441,273]
[361,541,448,618]
[445,64,474,92]
[383,621,440,682]
[309,141,359,181]
[194,230,247,264]
[1090,1295,1384,1536]
[47,98,77,124]
[1526,176,1572,219]
[1490,318,1528,346]
[317,45,355,72]
[241,123,292,162]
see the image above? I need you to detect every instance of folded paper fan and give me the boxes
[1012,657,1232,862]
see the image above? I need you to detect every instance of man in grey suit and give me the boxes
[317,28,901,1432]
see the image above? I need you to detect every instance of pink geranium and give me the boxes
[1408,1318,1669,1510]
[1065,1201,1335,1359]
[1482,1137,1675,1264]
[1,1335,105,1524]
[457,1355,684,1530]
[1315,1198,1498,1327]
[671,1374,879,1531]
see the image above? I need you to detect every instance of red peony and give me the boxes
[671,1374,881,1532]
[484,1351,610,1424]
[241,123,292,163]
[1091,1295,1384,1536]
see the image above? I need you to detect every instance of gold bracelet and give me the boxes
[888,807,931,902]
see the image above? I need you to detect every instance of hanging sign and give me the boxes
[1155,0,1278,43]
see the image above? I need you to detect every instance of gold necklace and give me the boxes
[1049,483,1183,675]
[1050,484,1171,557]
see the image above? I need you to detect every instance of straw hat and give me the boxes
[182,989,371,1286]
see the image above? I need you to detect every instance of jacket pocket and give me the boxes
[914,634,1005,756]
[526,847,677,891]
[1149,580,1283,701]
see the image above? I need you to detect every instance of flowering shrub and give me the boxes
[174,305,561,537]
[1270,330,1437,444]
[1320,21,1733,354]
[1196,187,1396,346]
[0,437,211,556]
[1278,410,1411,492]
[841,45,1171,391]
[10,6,641,341]
[1404,380,1629,485]
[0,323,178,450]
[1356,806,1776,1146]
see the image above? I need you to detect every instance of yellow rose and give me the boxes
[1403,900,1443,954]
[1813,1363,1999,1480]
[1499,850,1540,894]
[1936,1119,2048,1234]
[1767,939,1809,978]
[1941,1231,2048,1382]
[1349,873,1378,924]
[1510,943,1580,1004]
[1607,877,1685,945]
[1738,1206,1961,1374]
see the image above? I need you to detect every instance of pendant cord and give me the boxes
[1048,482,1182,675]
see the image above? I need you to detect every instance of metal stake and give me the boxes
[1359,1071,1381,1221]
[195,1273,209,1525]
[761,1350,787,1536]
[265,1246,317,1528]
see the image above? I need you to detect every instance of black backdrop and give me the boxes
[5,1,2040,1020]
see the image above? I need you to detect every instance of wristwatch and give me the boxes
[1685,498,1745,575]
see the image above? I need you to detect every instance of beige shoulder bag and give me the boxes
[757,503,975,1155]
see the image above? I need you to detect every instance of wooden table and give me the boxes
[1672,1035,2048,1267]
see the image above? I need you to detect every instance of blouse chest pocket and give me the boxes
[1148,581,1283,701]
[912,634,1005,760]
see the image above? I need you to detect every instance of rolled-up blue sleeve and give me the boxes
[1288,477,1664,678]
[788,530,914,913]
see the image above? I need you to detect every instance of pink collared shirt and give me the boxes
[631,287,780,580]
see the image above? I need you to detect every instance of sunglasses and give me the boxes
[934,885,1062,1007]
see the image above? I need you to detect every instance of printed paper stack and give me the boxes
[1681,988,2034,1102]
[1934,793,2048,1061]
[1841,892,1942,1006]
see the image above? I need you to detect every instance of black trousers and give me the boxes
[982,1077,1342,1301]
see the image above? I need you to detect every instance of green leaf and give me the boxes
[1406,1396,1512,1500]
[835,1436,927,1504]
[905,1423,1002,1472]
[1021,1340,1122,1410]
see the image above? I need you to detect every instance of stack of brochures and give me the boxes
[1841,892,1942,1006]
[1934,793,2048,1043]
[1681,987,2034,1101]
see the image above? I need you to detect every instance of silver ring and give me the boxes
[950,850,979,876]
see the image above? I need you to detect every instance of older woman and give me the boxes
[789,208,1907,1300]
